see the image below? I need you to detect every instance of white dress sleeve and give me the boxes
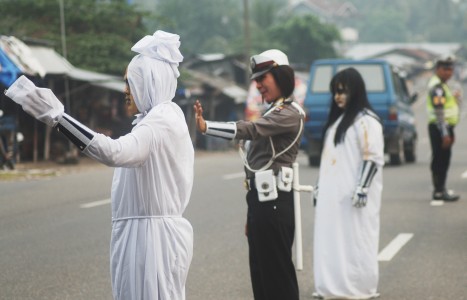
[83,123,153,168]
[354,114,385,167]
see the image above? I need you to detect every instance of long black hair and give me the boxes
[322,67,374,146]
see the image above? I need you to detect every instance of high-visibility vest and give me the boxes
[426,75,459,125]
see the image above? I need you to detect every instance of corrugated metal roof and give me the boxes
[345,43,462,60]
[28,45,72,75]
[0,35,124,92]
[68,67,124,92]
[93,80,125,92]
[186,69,248,103]
[222,85,248,104]
[29,46,125,92]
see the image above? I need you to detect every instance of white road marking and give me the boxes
[430,200,445,206]
[222,172,244,180]
[80,199,111,208]
[461,170,467,179]
[378,233,413,262]
[419,137,429,145]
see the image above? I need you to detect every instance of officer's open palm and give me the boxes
[194,100,207,133]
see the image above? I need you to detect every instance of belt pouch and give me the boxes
[255,169,278,201]
[277,166,293,192]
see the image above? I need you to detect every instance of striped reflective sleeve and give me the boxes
[55,113,95,151]
[359,160,378,190]
[205,121,236,140]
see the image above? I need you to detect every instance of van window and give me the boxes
[311,63,386,93]
[311,65,333,93]
[392,71,411,103]
[336,64,386,92]
[391,71,404,100]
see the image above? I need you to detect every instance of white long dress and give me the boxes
[84,102,194,300]
[313,110,384,299]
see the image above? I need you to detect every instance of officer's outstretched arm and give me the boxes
[352,160,378,208]
[204,121,236,140]
[193,99,236,140]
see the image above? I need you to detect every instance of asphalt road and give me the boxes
[1,81,466,299]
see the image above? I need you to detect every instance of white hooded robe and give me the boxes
[84,31,194,300]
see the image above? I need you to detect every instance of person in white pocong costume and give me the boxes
[5,30,194,300]
[312,68,384,299]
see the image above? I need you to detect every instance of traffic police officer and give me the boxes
[194,49,304,300]
[427,55,460,201]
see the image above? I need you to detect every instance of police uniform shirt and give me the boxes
[236,98,303,179]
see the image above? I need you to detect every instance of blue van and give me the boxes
[303,59,418,166]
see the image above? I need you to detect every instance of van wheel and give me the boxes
[389,136,403,165]
[308,156,320,167]
[404,139,416,163]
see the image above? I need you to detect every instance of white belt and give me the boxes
[112,215,182,222]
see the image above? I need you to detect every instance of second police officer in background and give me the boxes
[194,49,304,300]
[427,55,460,202]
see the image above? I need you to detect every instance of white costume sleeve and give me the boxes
[354,114,385,167]
[84,124,152,168]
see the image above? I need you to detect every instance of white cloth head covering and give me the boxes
[127,30,183,123]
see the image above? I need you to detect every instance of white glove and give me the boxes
[5,76,64,127]
[352,186,368,208]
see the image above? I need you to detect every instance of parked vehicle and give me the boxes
[303,59,418,166]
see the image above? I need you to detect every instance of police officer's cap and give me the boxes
[436,54,456,68]
[250,49,289,80]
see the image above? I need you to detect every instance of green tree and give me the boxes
[156,0,243,55]
[141,0,341,67]
[0,0,150,75]
[267,15,341,66]
[248,0,288,53]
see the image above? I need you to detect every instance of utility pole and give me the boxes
[243,0,251,88]
[58,0,70,114]
[58,0,76,162]
[59,0,67,61]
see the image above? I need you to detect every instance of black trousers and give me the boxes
[246,189,299,300]
[428,123,455,192]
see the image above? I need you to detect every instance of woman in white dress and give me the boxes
[5,30,194,300]
[313,67,384,299]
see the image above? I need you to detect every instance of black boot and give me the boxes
[432,189,460,201]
